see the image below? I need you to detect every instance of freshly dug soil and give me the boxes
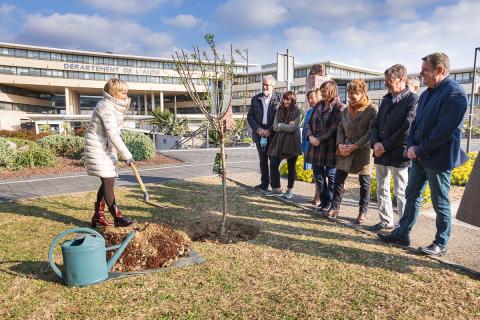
[186,221,260,244]
[0,153,180,180]
[101,223,189,272]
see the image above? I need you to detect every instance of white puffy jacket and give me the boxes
[84,92,133,178]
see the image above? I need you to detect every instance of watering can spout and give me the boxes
[106,230,136,271]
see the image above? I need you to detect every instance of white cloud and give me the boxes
[0,3,23,42]
[385,0,438,20]
[328,0,480,71]
[283,27,323,56]
[17,13,175,56]
[163,14,204,28]
[283,0,374,22]
[217,0,287,28]
[82,0,166,14]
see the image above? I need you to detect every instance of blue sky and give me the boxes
[1,0,479,72]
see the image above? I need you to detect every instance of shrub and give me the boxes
[451,152,477,186]
[280,155,315,183]
[38,134,84,158]
[6,138,36,148]
[121,130,156,161]
[370,170,431,205]
[0,129,53,141]
[12,145,57,169]
[74,127,87,137]
[0,138,16,169]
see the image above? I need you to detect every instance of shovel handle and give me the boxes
[130,162,149,202]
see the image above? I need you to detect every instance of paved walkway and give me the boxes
[1,147,479,275]
[0,147,259,203]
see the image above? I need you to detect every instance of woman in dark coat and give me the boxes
[324,79,377,224]
[267,91,302,199]
[305,80,346,213]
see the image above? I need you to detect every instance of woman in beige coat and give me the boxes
[324,79,377,224]
[84,79,134,228]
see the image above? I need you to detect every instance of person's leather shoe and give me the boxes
[419,243,447,257]
[377,231,410,246]
[254,184,268,191]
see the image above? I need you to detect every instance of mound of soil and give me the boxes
[186,221,260,244]
[101,223,189,272]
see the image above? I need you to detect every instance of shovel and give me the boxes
[130,162,164,208]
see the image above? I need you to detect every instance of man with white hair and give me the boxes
[247,75,282,191]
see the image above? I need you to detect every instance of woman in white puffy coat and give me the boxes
[84,78,134,227]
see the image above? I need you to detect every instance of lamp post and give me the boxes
[466,47,480,153]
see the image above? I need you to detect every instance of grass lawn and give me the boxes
[1,176,479,319]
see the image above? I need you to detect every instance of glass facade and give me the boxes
[0,65,203,85]
[0,46,248,73]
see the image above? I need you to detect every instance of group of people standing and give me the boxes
[248,52,468,257]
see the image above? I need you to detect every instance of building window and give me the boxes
[294,68,309,78]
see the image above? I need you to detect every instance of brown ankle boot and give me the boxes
[108,203,134,227]
[91,200,113,228]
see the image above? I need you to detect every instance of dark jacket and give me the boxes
[247,92,282,144]
[408,76,468,171]
[371,88,418,168]
[267,105,302,159]
[304,99,345,167]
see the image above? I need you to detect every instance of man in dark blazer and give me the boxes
[370,64,418,232]
[247,75,282,191]
[378,53,468,256]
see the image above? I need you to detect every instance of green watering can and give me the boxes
[48,227,136,286]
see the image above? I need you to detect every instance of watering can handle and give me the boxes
[48,227,104,279]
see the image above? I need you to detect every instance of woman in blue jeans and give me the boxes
[304,80,345,212]
[302,89,321,205]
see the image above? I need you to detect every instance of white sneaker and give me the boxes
[282,190,293,199]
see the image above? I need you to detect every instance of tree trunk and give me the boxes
[219,127,228,236]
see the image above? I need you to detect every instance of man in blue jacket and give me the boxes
[247,75,282,191]
[378,52,468,256]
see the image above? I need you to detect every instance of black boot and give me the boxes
[108,201,134,227]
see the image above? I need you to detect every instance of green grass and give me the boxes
[0,176,479,319]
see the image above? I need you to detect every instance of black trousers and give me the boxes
[96,177,116,207]
[270,156,298,189]
[332,169,370,213]
[255,140,272,188]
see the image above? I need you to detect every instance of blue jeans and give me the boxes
[312,165,336,206]
[395,160,452,246]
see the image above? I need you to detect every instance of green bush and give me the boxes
[280,155,314,183]
[0,138,16,169]
[6,138,36,148]
[451,152,477,186]
[370,170,431,205]
[38,134,84,158]
[12,145,57,169]
[121,130,156,161]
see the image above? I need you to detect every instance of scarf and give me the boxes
[348,94,370,118]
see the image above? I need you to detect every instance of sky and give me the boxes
[0,0,479,73]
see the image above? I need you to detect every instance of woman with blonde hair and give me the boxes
[84,78,135,228]
[305,80,346,213]
[323,79,377,224]
[267,91,302,199]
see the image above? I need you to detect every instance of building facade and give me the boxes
[1,42,479,132]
